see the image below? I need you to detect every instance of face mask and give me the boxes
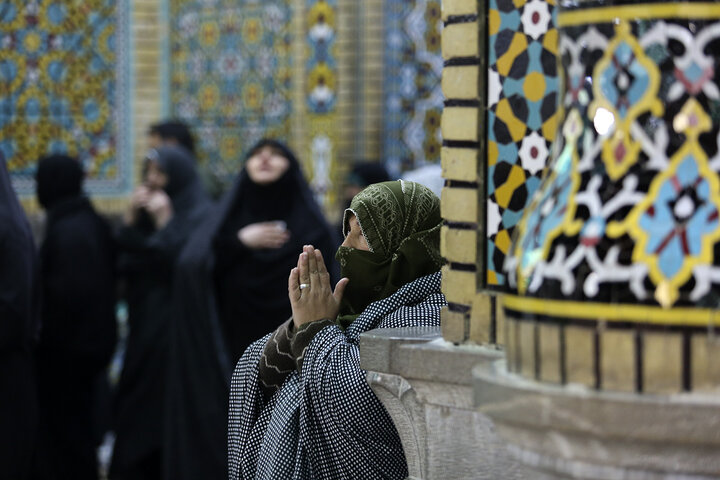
[335,246,392,317]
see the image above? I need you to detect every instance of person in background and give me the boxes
[33,155,117,480]
[147,120,196,156]
[228,180,445,479]
[0,153,40,480]
[110,146,211,480]
[336,161,391,237]
[148,119,227,199]
[165,139,339,480]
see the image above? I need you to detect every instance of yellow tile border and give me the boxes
[559,3,720,27]
[503,295,720,327]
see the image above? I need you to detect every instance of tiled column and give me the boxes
[4,1,140,216]
[500,0,720,396]
[440,0,558,345]
[475,1,720,477]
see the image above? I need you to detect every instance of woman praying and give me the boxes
[228,180,446,480]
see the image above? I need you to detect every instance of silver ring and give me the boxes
[299,283,310,290]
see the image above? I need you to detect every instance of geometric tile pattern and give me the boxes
[486,0,559,288]
[506,11,720,310]
[383,0,443,177]
[1,0,131,196]
[170,0,292,183]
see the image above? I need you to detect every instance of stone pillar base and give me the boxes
[360,327,524,479]
[473,359,720,479]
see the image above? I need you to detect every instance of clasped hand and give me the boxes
[238,221,290,249]
[125,186,173,229]
[288,245,349,329]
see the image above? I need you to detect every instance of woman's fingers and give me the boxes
[298,250,310,286]
[315,249,328,274]
[288,267,301,302]
[306,245,319,275]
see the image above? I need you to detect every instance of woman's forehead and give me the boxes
[252,145,285,157]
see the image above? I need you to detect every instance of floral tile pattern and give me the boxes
[170,0,293,182]
[0,0,131,196]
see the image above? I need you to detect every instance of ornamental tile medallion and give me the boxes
[591,21,663,180]
[622,98,720,307]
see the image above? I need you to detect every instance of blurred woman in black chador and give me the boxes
[0,153,40,480]
[34,154,117,480]
[165,139,339,480]
[111,146,211,480]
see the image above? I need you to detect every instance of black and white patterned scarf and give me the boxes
[228,272,445,480]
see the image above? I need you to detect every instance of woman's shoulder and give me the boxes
[386,271,444,308]
[377,279,446,330]
[346,272,446,340]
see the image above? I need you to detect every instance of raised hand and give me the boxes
[238,221,291,249]
[144,190,173,229]
[124,186,152,225]
[288,245,349,328]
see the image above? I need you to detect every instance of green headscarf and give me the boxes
[335,180,443,329]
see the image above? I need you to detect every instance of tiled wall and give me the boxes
[5,0,445,216]
[169,0,293,182]
[2,0,136,213]
[383,0,444,177]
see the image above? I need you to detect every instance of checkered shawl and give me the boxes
[228,272,445,480]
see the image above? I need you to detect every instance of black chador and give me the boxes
[164,139,339,480]
[111,146,211,480]
[34,154,117,480]
[0,154,40,480]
